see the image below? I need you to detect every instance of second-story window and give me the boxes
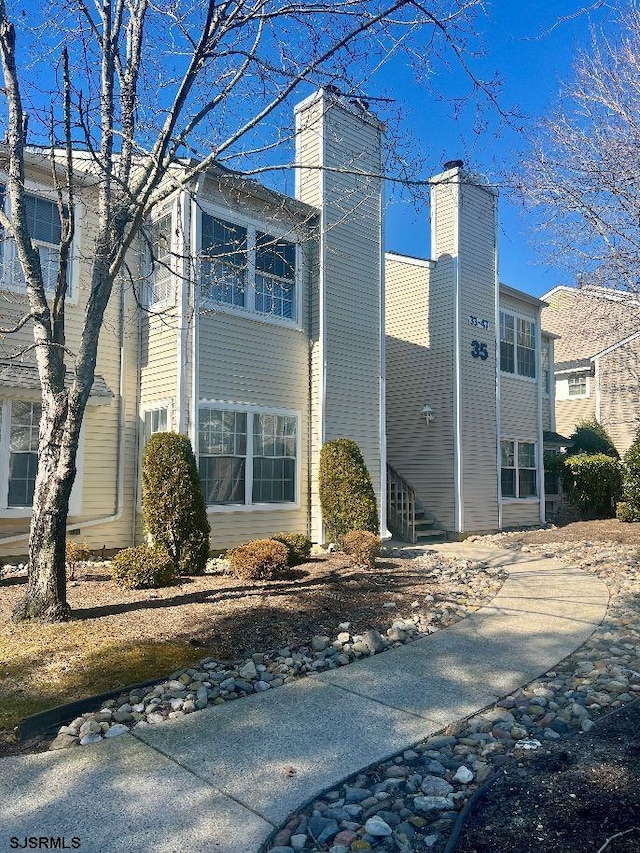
[146,214,173,307]
[500,310,536,379]
[199,211,297,323]
[541,338,551,395]
[568,373,588,396]
[1,186,69,295]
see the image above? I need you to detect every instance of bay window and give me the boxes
[199,211,298,322]
[198,404,298,507]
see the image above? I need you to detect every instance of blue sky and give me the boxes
[382,1,614,297]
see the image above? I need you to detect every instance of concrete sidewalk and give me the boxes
[0,546,609,853]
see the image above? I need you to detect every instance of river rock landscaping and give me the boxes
[46,549,507,749]
[263,532,640,853]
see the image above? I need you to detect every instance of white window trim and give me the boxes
[541,338,551,398]
[198,399,301,513]
[500,437,539,502]
[144,203,177,312]
[0,172,81,306]
[567,373,589,399]
[138,400,173,509]
[0,398,83,517]
[499,308,538,383]
[196,201,303,331]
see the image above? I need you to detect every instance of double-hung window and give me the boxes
[501,439,537,499]
[0,399,41,510]
[199,211,298,322]
[0,185,68,295]
[198,405,298,507]
[541,338,551,395]
[500,311,537,378]
[146,214,173,307]
[568,373,588,397]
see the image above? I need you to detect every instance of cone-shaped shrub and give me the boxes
[319,438,378,542]
[142,432,210,575]
[618,426,640,521]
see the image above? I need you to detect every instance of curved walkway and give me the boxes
[0,545,608,853]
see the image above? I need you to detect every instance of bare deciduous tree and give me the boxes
[0,0,494,621]
[519,3,640,291]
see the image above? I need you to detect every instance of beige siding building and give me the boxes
[385,163,553,538]
[542,286,640,454]
[0,89,385,556]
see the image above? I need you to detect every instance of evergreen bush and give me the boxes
[227,538,289,581]
[618,426,640,521]
[340,530,382,569]
[142,432,210,576]
[111,545,175,589]
[566,419,619,458]
[560,453,622,519]
[270,532,312,566]
[319,438,378,542]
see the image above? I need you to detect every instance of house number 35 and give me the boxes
[471,340,488,360]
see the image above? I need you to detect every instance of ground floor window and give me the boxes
[501,439,537,499]
[198,404,297,507]
[0,399,42,509]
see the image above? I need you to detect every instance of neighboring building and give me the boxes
[0,89,385,556]
[385,163,557,539]
[541,286,640,455]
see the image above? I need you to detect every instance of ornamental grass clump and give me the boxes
[270,532,312,566]
[319,438,378,542]
[341,529,382,570]
[228,538,288,581]
[111,545,175,590]
[142,432,210,576]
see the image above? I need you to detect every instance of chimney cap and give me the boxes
[443,159,464,171]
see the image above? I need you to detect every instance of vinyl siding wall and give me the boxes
[0,168,138,556]
[499,292,542,528]
[195,178,313,549]
[457,182,499,532]
[598,339,640,454]
[296,93,383,541]
[385,255,456,531]
[555,395,596,445]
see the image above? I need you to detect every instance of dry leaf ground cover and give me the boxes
[0,550,487,757]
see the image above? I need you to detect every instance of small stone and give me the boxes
[420,775,453,797]
[364,816,392,837]
[362,629,385,653]
[334,830,358,846]
[453,765,474,784]
[78,720,102,737]
[49,733,79,750]
[414,796,454,812]
[147,712,165,724]
[104,724,130,738]
[79,733,103,746]
[290,836,307,851]
[239,661,258,680]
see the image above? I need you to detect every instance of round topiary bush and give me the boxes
[270,532,312,566]
[142,432,211,576]
[566,419,619,459]
[111,545,175,589]
[340,529,382,569]
[319,438,378,542]
[228,538,289,581]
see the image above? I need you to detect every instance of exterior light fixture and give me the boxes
[421,405,434,425]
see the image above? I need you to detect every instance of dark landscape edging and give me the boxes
[18,677,164,740]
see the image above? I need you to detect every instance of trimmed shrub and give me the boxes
[142,432,210,576]
[560,453,622,519]
[271,532,312,566]
[111,545,175,590]
[566,419,619,459]
[228,538,288,581]
[618,426,640,520]
[341,530,382,569]
[319,438,378,542]
[616,501,640,522]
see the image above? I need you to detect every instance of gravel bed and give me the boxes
[263,539,640,853]
[47,549,506,750]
